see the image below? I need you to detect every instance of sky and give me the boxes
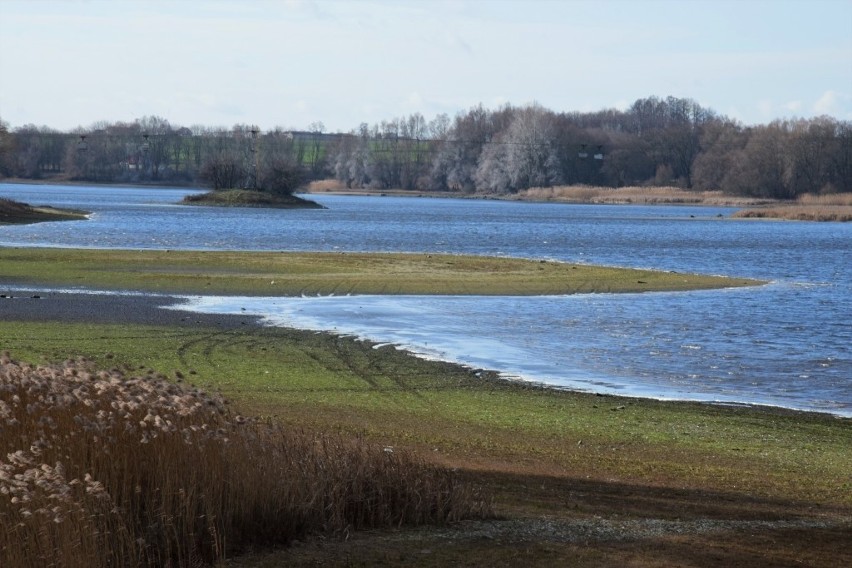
[1,0,850,133]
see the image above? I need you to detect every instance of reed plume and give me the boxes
[0,352,490,567]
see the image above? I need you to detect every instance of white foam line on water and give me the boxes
[0,284,171,298]
[2,286,846,418]
[168,294,851,418]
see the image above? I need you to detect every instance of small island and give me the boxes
[182,189,324,209]
[180,133,324,209]
[0,197,89,225]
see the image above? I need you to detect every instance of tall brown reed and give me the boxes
[517,185,773,206]
[732,193,852,221]
[0,352,490,567]
[797,192,852,206]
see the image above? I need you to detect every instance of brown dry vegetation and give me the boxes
[306,179,348,192]
[516,185,775,207]
[304,182,780,208]
[732,192,852,221]
[304,180,439,198]
[0,353,489,567]
[312,181,852,223]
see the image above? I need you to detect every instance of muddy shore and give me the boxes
[0,289,260,328]
[3,289,849,567]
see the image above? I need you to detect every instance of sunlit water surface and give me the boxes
[2,183,850,416]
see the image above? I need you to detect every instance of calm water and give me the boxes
[2,183,850,416]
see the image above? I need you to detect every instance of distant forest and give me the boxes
[1,96,850,199]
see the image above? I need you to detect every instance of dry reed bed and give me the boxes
[0,353,489,567]
[516,186,774,206]
[732,193,852,221]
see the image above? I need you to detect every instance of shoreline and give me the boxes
[4,288,849,567]
[2,287,846,420]
[0,196,90,225]
[303,181,779,208]
[176,290,852,419]
[8,177,849,221]
[3,177,773,208]
[0,176,201,190]
[175,293,852,420]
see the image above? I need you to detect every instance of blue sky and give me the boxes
[1,0,850,132]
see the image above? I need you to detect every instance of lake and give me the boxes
[1,183,850,416]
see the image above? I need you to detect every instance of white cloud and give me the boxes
[812,90,850,116]
[757,99,774,118]
[405,93,424,107]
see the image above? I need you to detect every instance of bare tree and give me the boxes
[722,123,789,198]
[784,117,837,196]
[692,120,746,190]
[474,138,511,193]
[504,104,562,190]
[199,154,245,190]
[0,117,13,177]
[431,105,496,191]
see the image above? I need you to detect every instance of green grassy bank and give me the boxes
[3,249,847,565]
[2,320,848,510]
[0,248,761,296]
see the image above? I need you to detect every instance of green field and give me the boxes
[3,319,848,509]
[0,247,761,296]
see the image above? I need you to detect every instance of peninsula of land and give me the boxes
[0,197,88,224]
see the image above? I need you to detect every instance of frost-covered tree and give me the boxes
[474,104,561,193]
[504,104,562,190]
[474,139,511,193]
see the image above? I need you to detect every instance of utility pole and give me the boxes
[77,135,88,179]
[141,133,150,179]
[244,126,259,190]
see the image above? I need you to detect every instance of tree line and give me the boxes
[0,116,329,195]
[1,96,849,199]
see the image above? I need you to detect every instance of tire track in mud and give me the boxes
[170,324,438,398]
[324,333,430,398]
[175,329,256,368]
[172,326,386,391]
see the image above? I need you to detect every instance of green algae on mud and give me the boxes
[0,248,763,296]
[1,319,848,509]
